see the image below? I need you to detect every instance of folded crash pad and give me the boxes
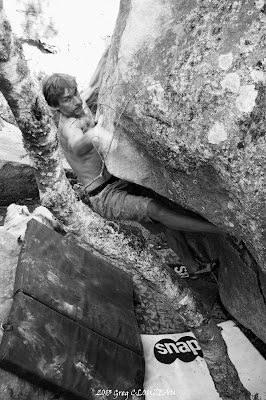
[0,219,144,400]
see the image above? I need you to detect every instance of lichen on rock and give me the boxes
[100,0,266,344]
[236,84,258,113]
[208,121,228,144]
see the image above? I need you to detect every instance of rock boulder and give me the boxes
[0,161,38,206]
[101,0,266,342]
[0,121,72,206]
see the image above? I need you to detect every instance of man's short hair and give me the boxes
[42,73,77,108]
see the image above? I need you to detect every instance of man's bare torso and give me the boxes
[58,114,112,192]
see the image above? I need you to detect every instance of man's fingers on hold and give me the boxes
[91,135,99,143]
[97,114,104,126]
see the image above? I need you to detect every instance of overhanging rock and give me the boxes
[101,0,266,270]
[100,0,266,342]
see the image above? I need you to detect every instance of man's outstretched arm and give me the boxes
[81,45,110,106]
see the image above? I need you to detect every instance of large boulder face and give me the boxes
[101,0,266,272]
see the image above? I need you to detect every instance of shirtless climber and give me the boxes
[42,48,224,277]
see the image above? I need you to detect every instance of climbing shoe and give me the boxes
[169,260,218,279]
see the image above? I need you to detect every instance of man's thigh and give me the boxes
[89,179,154,223]
[137,185,207,220]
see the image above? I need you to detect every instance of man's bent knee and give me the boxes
[147,200,165,223]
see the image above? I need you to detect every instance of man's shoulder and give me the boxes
[59,117,83,137]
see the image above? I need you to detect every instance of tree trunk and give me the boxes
[0,3,251,399]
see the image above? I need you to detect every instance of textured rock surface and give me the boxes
[218,237,266,343]
[102,0,266,266]
[0,161,38,206]
[100,0,266,342]
[0,122,38,206]
[0,121,71,205]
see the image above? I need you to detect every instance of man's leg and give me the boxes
[89,180,221,274]
[147,200,224,235]
[164,228,199,274]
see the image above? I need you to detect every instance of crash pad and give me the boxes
[0,219,144,400]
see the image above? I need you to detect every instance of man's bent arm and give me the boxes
[65,126,94,157]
